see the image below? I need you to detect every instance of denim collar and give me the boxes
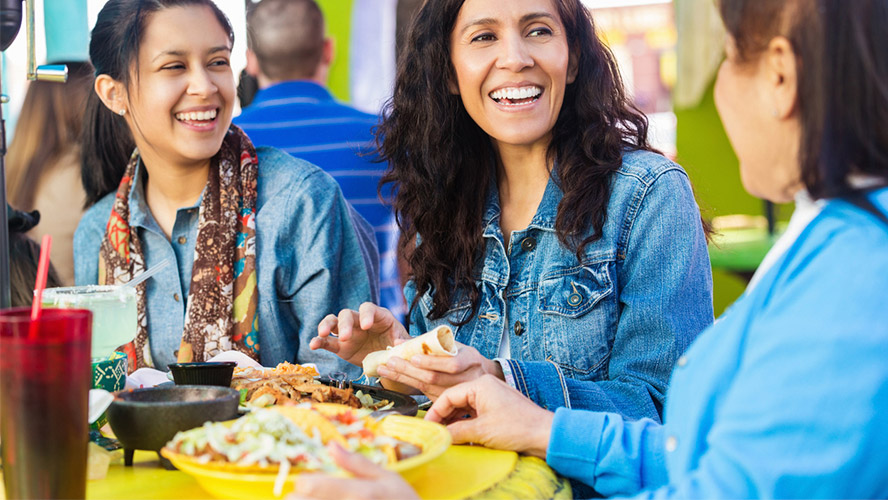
[481,167,563,236]
[250,81,334,108]
[128,158,204,233]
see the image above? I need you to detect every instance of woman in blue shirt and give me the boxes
[73,0,378,376]
[312,0,713,417]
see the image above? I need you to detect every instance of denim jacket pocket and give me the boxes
[417,289,473,336]
[537,263,616,378]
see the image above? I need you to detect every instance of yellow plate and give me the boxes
[161,415,451,499]
[404,445,518,500]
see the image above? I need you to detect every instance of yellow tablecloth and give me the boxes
[3,447,571,500]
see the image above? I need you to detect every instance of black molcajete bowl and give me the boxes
[107,385,239,469]
[168,361,237,386]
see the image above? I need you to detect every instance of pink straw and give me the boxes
[29,234,53,339]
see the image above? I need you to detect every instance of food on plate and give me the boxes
[362,325,457,377]
[232,362,319,379]
[233,371,361,408]
[231,362,396,411]
[162,405,422,475]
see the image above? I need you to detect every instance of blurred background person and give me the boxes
[6,206,63,308]
[235,0,406,319]
[5,61,94,285]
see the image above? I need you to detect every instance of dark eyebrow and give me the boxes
[459,12,557,36]
[208,46,231,56]
[520,12,556,24]
[459,17,498,35]
[153,50,186,63]
[152,46,231,63]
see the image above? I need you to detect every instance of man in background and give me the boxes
[236,0,406,318]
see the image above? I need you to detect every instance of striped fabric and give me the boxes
[235,81,406,317]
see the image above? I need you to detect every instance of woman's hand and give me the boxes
[310,302,409,367]
[289,442,418,500]
[425,375,554,459]
[376,343,504,400]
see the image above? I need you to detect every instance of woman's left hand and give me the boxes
[289,443,418,500]
[425,375,553,459]
[376,343,504,401]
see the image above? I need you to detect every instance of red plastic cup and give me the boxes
[0,307,93,500]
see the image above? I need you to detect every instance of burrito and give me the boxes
[362,326,457,377]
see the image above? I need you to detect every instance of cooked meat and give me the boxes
[232,374,361,408]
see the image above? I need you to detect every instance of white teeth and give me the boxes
[489,86,542,101]
[175,109,217,121]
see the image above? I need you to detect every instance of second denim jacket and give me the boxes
[405,149,714,420]
[74,146,379,377]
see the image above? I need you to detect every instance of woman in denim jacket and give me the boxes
[291,0,888,499]
[313,0,713,419]
[73,0,378,376]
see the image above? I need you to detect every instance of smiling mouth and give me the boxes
[175,108,219,127]
[489,86,542,106]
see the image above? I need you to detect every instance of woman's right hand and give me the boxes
[310,302,410,367]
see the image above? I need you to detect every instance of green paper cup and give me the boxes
[90,351,127,429]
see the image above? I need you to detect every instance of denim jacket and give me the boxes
[405,150,714,420]
[74,146,379,377]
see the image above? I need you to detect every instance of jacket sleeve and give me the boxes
[546,408,669,496]
[278,169,379,376]
[507,168,714,419]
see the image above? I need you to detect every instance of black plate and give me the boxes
[315,377,418,417]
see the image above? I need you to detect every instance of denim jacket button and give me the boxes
[665,436,678,452]
[520,236,537,252]
[514,321,525,336]
[173,293,181,302]
[568,293,583,306]
[177,236,187,244]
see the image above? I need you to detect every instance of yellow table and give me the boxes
[3,447,570,500]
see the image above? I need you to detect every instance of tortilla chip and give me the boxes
[271,406,346,445]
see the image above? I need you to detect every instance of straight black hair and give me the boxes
[81,0,234,207]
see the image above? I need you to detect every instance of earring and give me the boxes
[118,109,126,116]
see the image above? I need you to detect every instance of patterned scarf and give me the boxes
[99,125,260,372]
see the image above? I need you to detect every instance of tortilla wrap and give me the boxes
[362,326,457,377]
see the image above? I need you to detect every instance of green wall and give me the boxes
[316,0,353,102]
[675,83,792,315]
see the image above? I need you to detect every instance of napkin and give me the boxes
[125,368,171,389]
[206,351,264,369]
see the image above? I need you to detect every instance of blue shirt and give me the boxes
[546,188,888,498]
[406,150,714,418]
[235,81,405,317]
[74,147,379,378]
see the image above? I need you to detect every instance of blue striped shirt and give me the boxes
[235,81,405,317]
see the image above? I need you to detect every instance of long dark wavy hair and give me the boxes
[81,0,234,207]
[378,0,653,320]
